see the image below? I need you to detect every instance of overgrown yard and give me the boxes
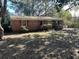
[0,29,79,59]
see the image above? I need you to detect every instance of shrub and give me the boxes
[41,24,52,31]
[55,10,72,28]
[20,26,29,33]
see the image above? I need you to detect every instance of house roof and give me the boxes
[10,16,62,21]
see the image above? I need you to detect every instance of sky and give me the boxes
[7,0,16,15]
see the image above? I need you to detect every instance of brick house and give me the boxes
[10,16,63,32]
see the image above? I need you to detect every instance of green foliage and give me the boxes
[69,20,79,28]
[56,10,72,27]
[20,26,29,33]
[56,10,79,28]
[1,10,11,32]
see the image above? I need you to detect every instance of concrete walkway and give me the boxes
[3,32,49,39]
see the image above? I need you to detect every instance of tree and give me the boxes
[7,0,77,16]
[58,10,72,27]
[55,0,77,12]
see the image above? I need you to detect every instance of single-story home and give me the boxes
[10,16,63,32]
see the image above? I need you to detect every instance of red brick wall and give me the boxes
[11,20,21,32]
[27,20,41,31]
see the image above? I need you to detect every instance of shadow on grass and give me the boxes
[0,31,79,59]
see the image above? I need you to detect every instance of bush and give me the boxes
[68,22,79,28]
[20,26,29,33]
[41,24,52,31]
[56,10,72,28]
[1,11,11,32]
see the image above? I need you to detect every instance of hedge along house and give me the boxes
[10,16,63,32]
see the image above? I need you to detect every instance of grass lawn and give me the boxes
[0,30,79,59]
